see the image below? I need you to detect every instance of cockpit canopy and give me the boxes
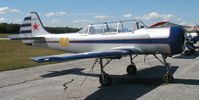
[78,20,148,34]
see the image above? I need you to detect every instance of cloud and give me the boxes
[71,13,99,16]
[178,21,188,25]
[123,14,133,18]
[121,12,193,26]
[0,11,6,15]
[51,19,61,24]
[45,11,66,16]
[43,19,66,27]
[138,12,182,22]
[0,7,9,12]
[45,12,55,16]
[0,7,21,15]
[72,19,92,23]
[57,11,66,16]
[0,17,7,23]
[14,19,23,23]
[162,14,182,21]
[177,21,197,26]
[141,12,161,20]
[10,9,21,13]
[95,15,109,19]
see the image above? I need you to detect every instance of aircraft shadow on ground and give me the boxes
[40,66,199,100]
[174,51,199,59]
[41,68,99,78]
[174,79,199,86]
[84,66,178,100]
[85,66,199,100]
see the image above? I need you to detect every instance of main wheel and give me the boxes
[184,50,191,56]
[99,73,112,86]
[126,64,137,75]
[190,49,196,53]
[163,73,174,83]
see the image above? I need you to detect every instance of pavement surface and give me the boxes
[0,38,10,40]
[0,53,199,100]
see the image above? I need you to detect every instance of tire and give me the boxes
[163,73,174,83]
[126,64,137,75]
[184,50,190,56]
[99,73,112,86]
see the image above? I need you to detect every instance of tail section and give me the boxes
[9,12,49,46]
[20,12,49,36]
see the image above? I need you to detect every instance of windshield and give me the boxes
[78,20,148,34]
[78,27,89,34]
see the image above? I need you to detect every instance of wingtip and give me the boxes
[8,35,20,40]
[31,57,44,63]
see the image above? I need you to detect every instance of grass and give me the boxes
[0,34,9,38]
[0,40,65,71]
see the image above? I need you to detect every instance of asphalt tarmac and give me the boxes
[0,38,10,40]
[0,53,199,100]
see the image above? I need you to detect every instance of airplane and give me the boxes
[150,21,199,55]
[184,24,199,32]
[150,21,199,33]
[9,12,185,86]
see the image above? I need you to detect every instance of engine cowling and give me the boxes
[169,26,185,55]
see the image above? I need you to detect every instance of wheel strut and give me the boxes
[99,58,112,86]
[161,55,174,83]
[153,54,174,83]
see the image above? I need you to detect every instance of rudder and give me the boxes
[20,12,49,36]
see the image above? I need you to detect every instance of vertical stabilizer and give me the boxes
[20,12,49,36]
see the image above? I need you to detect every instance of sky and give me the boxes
[0,0,199,28]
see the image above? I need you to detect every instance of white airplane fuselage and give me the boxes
[30,27,184,56]
[10,12,185,57]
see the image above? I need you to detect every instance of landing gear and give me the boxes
[126,55,137,75]
[183,49,195,56]
[154,54,174,83]
[163,73,174,83]
[99,58,112,86]
[99,73,112,86]
[96,54,174,86]
[184,40,196,56]
[98,55,138,86]
[126,64,137,75]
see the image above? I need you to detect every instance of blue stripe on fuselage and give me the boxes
[69,38,169,44]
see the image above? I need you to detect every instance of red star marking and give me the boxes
[33,22,39,31]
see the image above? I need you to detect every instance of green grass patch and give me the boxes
[0,40,65,71]
[0,34,9,38]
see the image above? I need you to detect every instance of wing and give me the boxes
[31,47,141,63]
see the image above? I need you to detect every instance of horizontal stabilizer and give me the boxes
[8,34,43,40]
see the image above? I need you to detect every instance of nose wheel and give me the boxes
[154,54,174,83]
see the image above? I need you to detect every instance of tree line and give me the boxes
[0,23,81,34]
